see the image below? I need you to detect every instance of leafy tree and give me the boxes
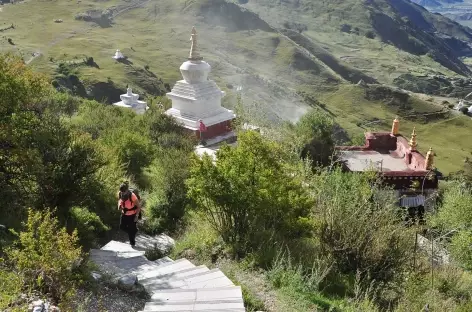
[187,131,314,261]
[0,54,53,225]
[285,109,337,167]
[0,54,112,236]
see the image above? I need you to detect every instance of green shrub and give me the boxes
[143,148,191,232]
[0,267,23,310]
[171,211,220,262]
[69,206,110,248]
[284,109,337,167]
[105,130,155,178]
[6,209,83,302]
[311,169,414,301]
[187,131,314,263]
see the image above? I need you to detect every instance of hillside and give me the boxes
[411,0,472,27]
[1,0,472,172]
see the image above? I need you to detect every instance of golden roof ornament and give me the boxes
[188,26,203,62]
[425,147,434,170]
[391,116,399,135]
[409,127,417,151]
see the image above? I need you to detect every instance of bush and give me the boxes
[142,147,192,232]
[310,169,414,301]
[105,130,155,178]
[187,131,314,263]
[285,109,337,167]
[0,268,23,310]
[6,209,83,303]
[69,206,110,248]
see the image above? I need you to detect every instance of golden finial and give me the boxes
[409,127,417,151]
[391,116,399,135]
[425,147,434,170]
[189,26,203,61]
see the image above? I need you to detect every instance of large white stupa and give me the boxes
[113,87,148,115]
[166,27,236,142]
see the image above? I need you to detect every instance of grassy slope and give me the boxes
[1,0,472,173]
[242,0,463,82]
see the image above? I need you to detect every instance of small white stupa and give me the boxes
[113,49,125,60]
[113,86,149,115]
[166,26,236,143]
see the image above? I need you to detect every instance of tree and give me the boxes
[285,109,337,167]
[0,54,108,230]
[187,131,313,261]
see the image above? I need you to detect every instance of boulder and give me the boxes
[117,274,138,290]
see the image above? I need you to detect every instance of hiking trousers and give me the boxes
[120,214,138,246]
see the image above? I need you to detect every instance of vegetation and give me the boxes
[187,131,313,264]
[1,0,472,309]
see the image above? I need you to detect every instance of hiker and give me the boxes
[198,119,207,145]
[118,183,141,246]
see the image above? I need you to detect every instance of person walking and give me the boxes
[118,183,141,246]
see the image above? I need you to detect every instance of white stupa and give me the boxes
[166,26,236,142]
[113,49,125,60]
[113,87,149,115]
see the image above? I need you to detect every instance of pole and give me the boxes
[431,229,434,310]
[413,231,417,270]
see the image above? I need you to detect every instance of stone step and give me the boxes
[140,265,210,286]
[143,299,245,311]
[154,256,174,266]
[145,269,234,292]
[134,234,175,253]
[89,249,144,261]
[138,310,244,312]
[91,254,177,278]
[100,240,139,253]
[137,258,195,280]
[149,286,243,303]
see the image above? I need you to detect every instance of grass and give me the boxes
[170,211,382,312]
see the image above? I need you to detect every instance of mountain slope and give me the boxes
[1,0,472,172]
[243,0,472,76]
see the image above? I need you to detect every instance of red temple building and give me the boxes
[336,118,439,221]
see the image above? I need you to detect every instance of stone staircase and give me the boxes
[90,236,245,312]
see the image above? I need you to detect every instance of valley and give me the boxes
[1,0,472,173]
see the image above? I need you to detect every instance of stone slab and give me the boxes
[149,286,243,303]
[143,299,245,311]
[134,234,175,253]
[183,276,234,289]
[154,256,174,266]
[140,265,210,286]
[137,259,195,280]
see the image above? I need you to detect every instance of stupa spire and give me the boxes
[409,127,418,151]
[391,116,399,135]
[189,26,203,61]
[425,147,434,170]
